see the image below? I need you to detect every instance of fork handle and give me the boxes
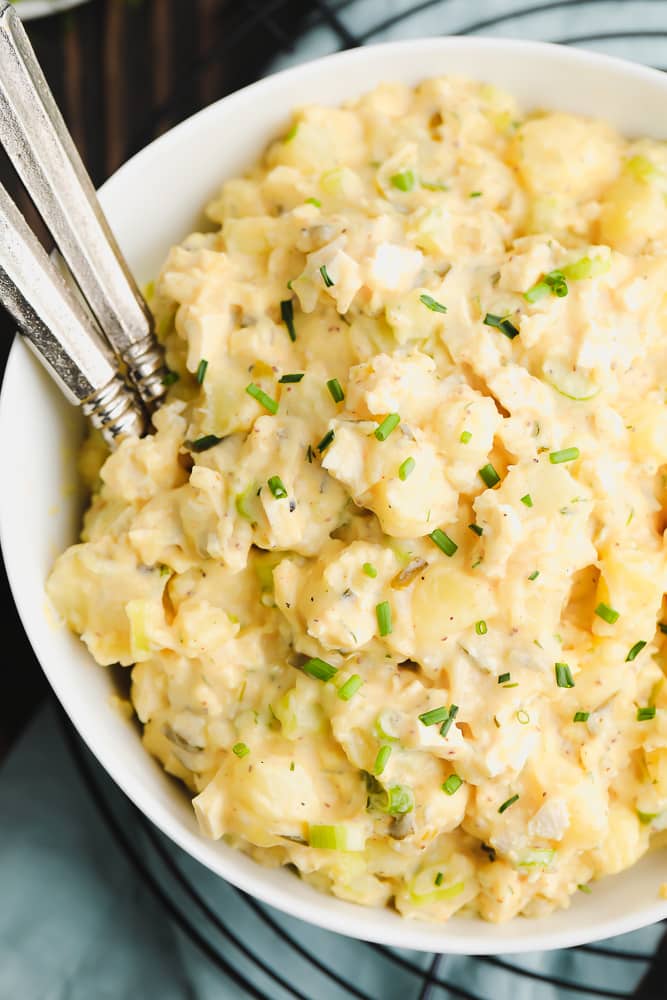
[0,2,167,409]
[0,180,146,446]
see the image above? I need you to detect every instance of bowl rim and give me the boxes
[3,34,667,955]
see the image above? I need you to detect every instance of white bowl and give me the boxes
[2,37,667,955]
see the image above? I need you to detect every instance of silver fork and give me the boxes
[0,2,168,444]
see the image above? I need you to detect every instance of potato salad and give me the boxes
[48,76,667,922]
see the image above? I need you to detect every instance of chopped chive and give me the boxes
[302,657,338,682]
[577,883,592,894]
[232,742,250,758]
[306,445,314,463]
[419,293,447,314]
[460,430,472,444]
[520,494,533,507]
[469,191,482,198]
[326,377,345,403]
[442,774,463,795]
[549,447,580,464]
[440,704,459,738]
[187,434,223,453]
[320,264,334,288]
[498,673,511,685]
[516,709,530,725]
[659,623,667,634]
[573,711,589,723]
[419,706,450,726]
[284,123,298,142]
[429,528,458,557]
[637,705,656,722]
[398,456,415,480]
[475,620,488,635]
[390,169,416,192]
[338,674,363,701]
[376,600,392,637]
[362,562,377,578]
[280,299,297,341]
[374,413,400,441]
[434,872,444,886]
[305,197,321,207]
[420,179,449,191]
[290,761,295,771]
[637,809,658,825]
[163,370,180,386]
[196,359,208,384]
[479,463,500,488]
[469,523,483,536]
[503,682,519,689]
[267,475,288,499]
[528,570,540,581]
[626,640,647,662]
[316,429,335,453]
[524,269,568,303]
[374,744,392,775]
[595,602,620,625]
[246,382,278,414]
[498,794,519,814]
[555,662,575,688]
[279,372,304,383]
[483,312,519,340]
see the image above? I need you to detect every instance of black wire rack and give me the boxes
[62,2,667,997]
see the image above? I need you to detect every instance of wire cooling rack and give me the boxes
[68,2,667,997]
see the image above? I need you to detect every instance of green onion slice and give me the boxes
[308,823,366,852]
[187,434,223,453]
[246,382,278,414]
[317,429,335,453]
[418,706,450,727]
[469,523,483,536]
[555,662,575,688]
[279,373,304,383]
[376,600,392,637]
[498,794,520,814]
[475,620,488,635]
[627,640,647,662]
[196,359,208,384]
[460,430,472,444]
[478,463,501,488]
[549,447,580,464]
[595,602,620,624]
[419,293,447,314]
[429,528,458,557]
[280,299,297,341]
[637,705,656,722]
[483,312,519,340]
[232,742,249,758]
[498,673,511,685]
[267,475,288,499]
[520,494,533,507]
[398,457,415,481]
[320,264,334,288]
[326,377,344,403]
[442,774,463,795]
[163,370,180,386]
[440,704,459,738]
[374,413,400,441]
[374,745,392,775]
[390,169,416,192]
[362,563,377,578]
[528,570,540,581]
[302,657,338,682]
[338,674,363,701]
[573,711,589,723]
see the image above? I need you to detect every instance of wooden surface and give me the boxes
[0,0,311,758]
